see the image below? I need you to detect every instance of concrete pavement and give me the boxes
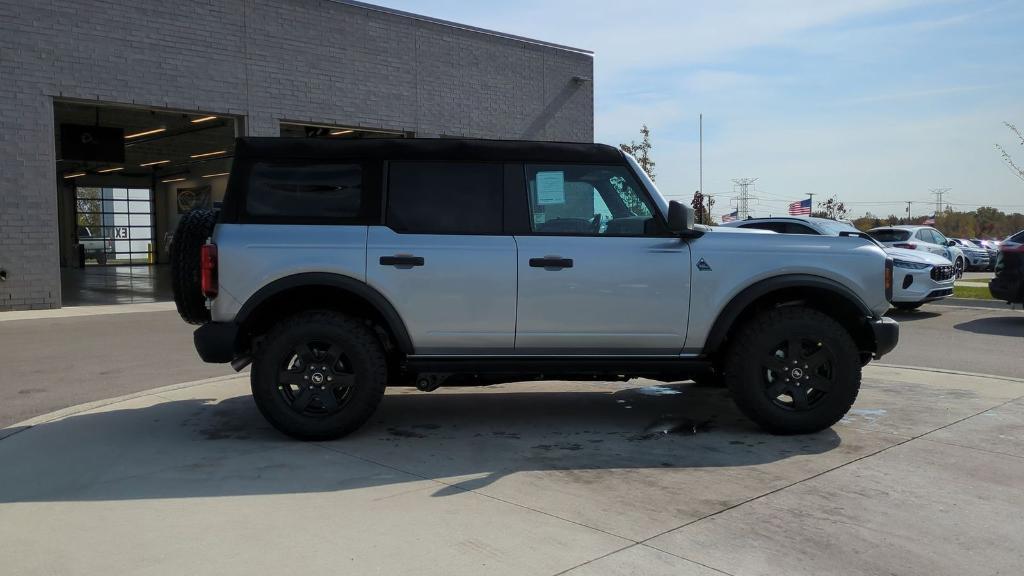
[2,365,1022,575]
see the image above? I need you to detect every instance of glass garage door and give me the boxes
[75,187,154,265]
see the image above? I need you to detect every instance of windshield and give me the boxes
[868,229,911,242]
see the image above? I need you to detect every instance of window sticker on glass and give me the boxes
[536,171,565,205]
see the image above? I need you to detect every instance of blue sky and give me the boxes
[373,0,1024,219]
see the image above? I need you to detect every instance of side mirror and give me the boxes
[667,200,699,237]
[946,240,956,247]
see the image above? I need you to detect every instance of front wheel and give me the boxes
[954,257,964,279]
[251,311,388,440]
[723,306,861,434]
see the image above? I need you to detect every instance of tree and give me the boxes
[812,195,849,220]
[690,190,714,225]
[995,122,1024,182]
[620,124,655,181]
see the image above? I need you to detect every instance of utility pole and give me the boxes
[905,201,912,221]
[699,113,703,204]
[731,178,758,220]
[930,188,950,215]
[807,193,815,214]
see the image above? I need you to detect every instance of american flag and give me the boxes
[721,210,738,223]
[923,215,935,225]
[789,198,812,215]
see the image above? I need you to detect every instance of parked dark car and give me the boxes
[989,230,1024,304]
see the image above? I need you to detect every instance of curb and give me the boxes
[929,298,1014,310]
[0,372,248,441]
[0,301,177,322]
[872,363,1024,384]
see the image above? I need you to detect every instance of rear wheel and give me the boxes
[251,311,387,440]
[724,306,861,434]
[893,301,923,311]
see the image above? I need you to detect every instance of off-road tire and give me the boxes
[171,208,217,325]
[893,301,923,311]
[251,311,388,440]
[724,306,861,434]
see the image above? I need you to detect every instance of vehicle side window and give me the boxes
[247,162,363,220]
[387,162,503,234]
[523,164,659,236]
[741,222,787,233]
[931,229,948,245]
[916,229,934,243]
[786,223,818,234]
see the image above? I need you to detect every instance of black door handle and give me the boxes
[380,255,425,267]
[529,257,573,269]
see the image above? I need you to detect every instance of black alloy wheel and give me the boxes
[760,337,836,411]
[276,340,358,416]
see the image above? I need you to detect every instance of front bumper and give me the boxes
[891,268,954,303]
[989,277,1022,303]
[869,316,899,358]
[193,322,239,363]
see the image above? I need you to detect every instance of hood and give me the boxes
[884,247,951,265]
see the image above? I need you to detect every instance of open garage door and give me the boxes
[54,101,239,306]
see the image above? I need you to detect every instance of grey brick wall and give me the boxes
[0,0,593,310]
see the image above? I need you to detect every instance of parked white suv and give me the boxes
[722,217,954,309]
[867,226,965,278]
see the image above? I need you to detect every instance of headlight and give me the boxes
[893,259,929,270]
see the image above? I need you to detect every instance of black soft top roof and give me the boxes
[235,137,624,164]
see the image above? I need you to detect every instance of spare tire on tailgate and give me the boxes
[171,208,218,325]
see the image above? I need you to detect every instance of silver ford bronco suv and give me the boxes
[172,137,898,440]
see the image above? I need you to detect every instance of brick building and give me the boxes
[0,0,593,310]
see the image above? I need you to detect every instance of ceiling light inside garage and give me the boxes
[201,172,230,178]
[190,150,227,159]
[190,115,218,124]
[63,172,86,179]
[161,177,187,183]
[330,129,354,136]
[140,160,171,167]
[125,127,166,139]
[96,167,123,173]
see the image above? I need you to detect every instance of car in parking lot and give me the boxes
[950,238,991,271]
[989,230,1024,304]
[866,225,965,278]
[722,217,954,309]
[170,137,899,440]
[969,238,1000,266]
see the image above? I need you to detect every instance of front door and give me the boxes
[513,163,690,355]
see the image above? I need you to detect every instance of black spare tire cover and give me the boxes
[171,208,218,325]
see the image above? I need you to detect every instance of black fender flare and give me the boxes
[702,274,874,355]
[235,272,414,354]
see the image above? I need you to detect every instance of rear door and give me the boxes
[366,162,517,354]
[916,229,946,256]
[511,162,690,354]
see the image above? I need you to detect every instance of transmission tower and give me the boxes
[731,178,758,220]
[930,188,950,215]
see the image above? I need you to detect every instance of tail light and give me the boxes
[200,243,218,299]
[884,257,893,302]
[893,242,916,249]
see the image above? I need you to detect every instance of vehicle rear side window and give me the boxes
[868,229,910,242]
[387,162,503,234]
[247,162,363,220]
